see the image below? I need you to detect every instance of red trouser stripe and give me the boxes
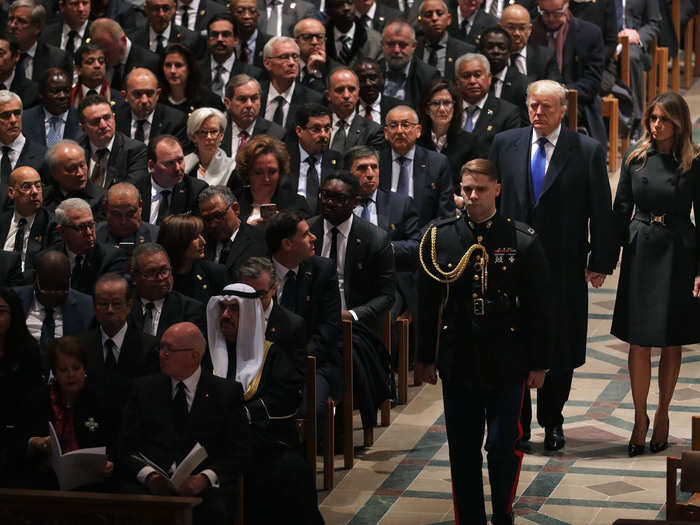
[450,462,460,525]
[507,381,527,514]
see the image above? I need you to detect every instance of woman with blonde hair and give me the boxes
[185,107,235,186]
[612,91,700,456]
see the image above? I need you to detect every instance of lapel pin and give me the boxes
[199,9,205,15]
[487,109,493,115]
[35,235,42,242]
[196,274,203,280]
[448,57,453,62]
[431,182,436,190]
[506,82,512,86]
[331,159,336,165]
[290,2,296,7]
[391,224,396,230]
[271,327,276,332]
[487,125,493,131]
[378,16,384,21]
[203,284,207,289]
[205,393,209,398]
[358,262,363,270]
[139,235,144,243]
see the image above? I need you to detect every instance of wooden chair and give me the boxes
[695,13,700,77]
[685,15,695,89]
[601,95,620,171]
[648,40,670,103]
[666,416,700,520]
[566,89,578,131]
[296,355,317,484]
[396,314,410,404]
[363,311,392,447]
[672,0,681,92]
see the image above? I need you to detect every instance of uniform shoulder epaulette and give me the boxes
[510,219,537,236]
[429,215,460,228]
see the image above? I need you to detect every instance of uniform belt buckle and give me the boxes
[651,213,666,226]
[473,298,485,316]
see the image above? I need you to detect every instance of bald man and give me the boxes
[499,4,561,84]
[97,182,160,246]
[115,68,188,148]
[119,322,251,525]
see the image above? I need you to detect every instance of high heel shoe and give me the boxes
[650,417,669,453]
[628,415,649,457]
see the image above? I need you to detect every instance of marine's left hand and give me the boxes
[693,276,700,297]
[178,474,209,496]
[527,370,546,389]
[585,270,606,288]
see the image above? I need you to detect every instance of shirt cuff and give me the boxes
[137,466,157,485]
[200,469,219,488]
[349,310,358,321]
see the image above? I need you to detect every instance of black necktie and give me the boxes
[144,301,156,336]
[157,190,171,223]
[173,381,189,432]
[329,227,339,263]
[135,119,146,142]
[360,198,371,222]
[280,269,297,310]
[91,148,109,187]
[72,254,84,282]
[87,89,98,96]
[111,63,124,91]
[39,306,55,374]
[428,43,441,67]
[461,19,469,34]
[1,146,12,184]
[156,34,166,55]
[339,35,353,64]
[306,156,319,212]
[180,4,190,30]
[13,217,26,253]
[272,95,285,125]
[240,40,249,63]
[104,338,117,369]
[66,30,79,58]
[219,239,232,265]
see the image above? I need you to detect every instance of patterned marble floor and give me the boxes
[318,81,700,524]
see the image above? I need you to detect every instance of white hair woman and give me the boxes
[185,107,234,186]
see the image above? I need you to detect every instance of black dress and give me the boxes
[611,149,700,346]
[172,259,230,304]
[418,129,480,190]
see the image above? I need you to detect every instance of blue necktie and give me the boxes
[396,156,409,195]
[531,137,548,201]
[464,106,477,132]
[46,116,62,147]
[616,0,624,32]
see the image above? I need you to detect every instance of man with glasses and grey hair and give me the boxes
[54,197,126,295]
[0,89,47,184]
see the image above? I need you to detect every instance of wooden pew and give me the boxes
[566,89,578,131]
[601,95,620,172]
[666,416,700,520]
[396,314,410,404]
[685,16,695,89]
[363,311,392,447]
[672,0,681,92]
[297,355,317,484]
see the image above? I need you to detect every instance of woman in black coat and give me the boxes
[158,214,231,304]
[612,92,700,456]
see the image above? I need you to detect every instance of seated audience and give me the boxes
[294,18,339,93]
[205,284,322,525]
[229,0,271,69]
[43,0,91,54]
[71,43,125,109]
[157,214,230,304]
[354,0,402,34]
[97,182,160,247]
[447,0,498,46]
[119,322,250,525]
[185,107,235,186]
[0,31,39,109]
[0,90,47,185]
[324,0,383,67]
[353,57,402,124]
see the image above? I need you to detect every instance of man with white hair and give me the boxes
[97,182,160,246]
[261,36,324,130]
[54,197,126,294]
[489,79,617,452]
[205,283,323,525]
[0,89,47,184]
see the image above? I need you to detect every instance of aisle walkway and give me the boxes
[319,81,700,524]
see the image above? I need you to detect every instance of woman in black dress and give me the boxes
[157,214,230,303]
[612,92,700,456]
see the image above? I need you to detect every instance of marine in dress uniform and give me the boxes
[418,159,553,525]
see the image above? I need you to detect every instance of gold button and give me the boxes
[502,266,507,271]
[472,293,478,298]
[510,327,516,332]
[447,263,453,268]
[474,275,479,280]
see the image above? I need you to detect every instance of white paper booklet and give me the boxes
[48,422,107,491]
[133,442,208,490]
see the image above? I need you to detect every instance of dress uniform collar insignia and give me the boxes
[487,109,493,115]
[139,235,145,243]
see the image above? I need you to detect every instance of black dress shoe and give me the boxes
[544,425,566,451]
[649,416,669,453]
[516,439,532,453]
[492,512,514,525]
[628,415,649,457]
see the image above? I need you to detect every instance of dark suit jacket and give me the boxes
[43,180,106,220]
[239,30,272,69]
[498,66,527,122]
[259,80,325,132]
[332,113,384,153]
[204,222,267,280]
[569,0,619,63]
[190,0,228,34]
[378,145,455,228]
[9,74,40,109]
[237,186,311,223]
[522,44,562,84]
[324,19,383,67]
[282,142,343,212]
[468,94,521,158]
[416,34,475,81]
[377,94,403,123]
[115,103,189,148]
[172,259,230,304]
[308,214,395,328]
[417,128,480,186]
[255,0,321,36]
[489,125,617,369]
[0,250,23,286]
[119,371,251,487]
[374,188,420,272]
[13,138,48,184]
[96,221,160,246]
[40,21,88,49]
[0,207,60,281]
[26,41,73,82]
[378,56,441,107]
[367,3,403,33]
[197,54,264,86]
[22,106,84,146]
[14,284,96,335]
[52,241,127,295]
[127,23,207,59]
[221,116,287,157]
[79,131,149,189]
[448,8,499,46]
[133,173,208,224]
[103,0,145,34]
[265,303,307,374]
[128,290,206,338]
[111,44,161,92]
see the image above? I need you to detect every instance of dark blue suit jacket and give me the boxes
[375,188,420,273]
[13,284,96,335]
[22,106,84,146]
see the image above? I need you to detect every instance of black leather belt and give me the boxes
[633,210,688,228]
[473,293,519,316]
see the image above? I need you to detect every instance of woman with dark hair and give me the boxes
[160,43,225,115]
[157,214,230,302]
[612,92,700,456]
[235,135,310,226]
[19,336,112,489]
[417,79,479,209]
[0,287,42,487]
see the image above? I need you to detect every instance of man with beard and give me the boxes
[23,68,84,147]
[353,58,402,124]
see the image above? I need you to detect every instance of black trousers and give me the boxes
[520,368,574,434]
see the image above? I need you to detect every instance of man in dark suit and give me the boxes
[455,53,521,157]
[53,197,126,295]
[198,15,263,101]
[379,105,455,228]
[353,58,402,124]
[78,94,149,189]
[22,68,84,147]
[417,0,475,81]
[256,0,320,37]
[326,68,384,154]
[0,250,23,286]
[97,182,160,249]
[0,32,39,109]
[294,18,341,93]
[324,0,383,67]
[128,0,206,59]
[41,0,90,55]
[198,185,267,280]
[115,68,189,147]
[308,170,394,429]
[489,79,617,451]
[222,74,286,160]
[0,90,48,185]
[89,18,161,92]
[43,140,105,217]
[175,0,227,35]
[500,4,562,84]
[379,21,441,106]
[134,135,207,225]
[1,167,59,281]
[79,272,159,448]
[119,322,250,524]
[14,250,95,375]
[355,0,403,34]
[448,0,498,46]
[91,0,144,34]
[128,243,206,337]
[9,1,73,82]
[265,211,343,438]
[71,43,126,109]
[230,0,271,69]
[283,103,342,214]
[530,0,607,149]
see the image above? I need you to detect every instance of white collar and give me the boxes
[121,38,132,66]
[151,175,174,192]
[323,214,353,239]
[391,144,416,162]
[268,80,295,102]
[272,256,299,284]
[151,22,172,41]
[171,365,202,395]
[532,123,562,147]
[89,134,115,154]
[25,41,38,58]
[211,52,236,72]
[3,133,25,150]
[334,22,356,43]
[466,93,488,111]
[100,321,128,349]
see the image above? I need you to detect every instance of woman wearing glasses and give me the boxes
[185,107,235,187]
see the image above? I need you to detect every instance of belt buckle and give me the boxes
[651,213,666,226]
[473,298,485,316]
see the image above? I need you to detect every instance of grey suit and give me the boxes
[256,0,321,36]
[329,113,384,154]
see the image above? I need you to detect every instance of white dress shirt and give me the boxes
[20,41,37,79]
[491,67,507,98]
[176,0,200,32]
[130,111,154,144]
[297,145,321,198]
[422,33,448,74]
[266,1,283,36]
[61,21,88,49]
[360,93,382,123]
[483,0,504,18]
[149,23,172,53]
[1,134,26,171]
[511,45,527,76]
[215,227,239,263]
[229,121,255,168]
[530,124,561,175]
[210,54,236,95]
[88,135,115,182]
[26,295,64,342]
[100,322,128,363]
[457,10,478,34]
[321,215,354,314]
[272,257,298,304]
[390,146,415,197]
[140,297,165,332]
[264,81,295,126]
[334,23,356,56]
[463,93,488,130]
[353,189,378,226]
[3,210,36,270]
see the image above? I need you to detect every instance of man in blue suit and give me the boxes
[14,249,95,376]
[489,80,617,451]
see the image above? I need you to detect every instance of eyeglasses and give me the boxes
[15,181,42,192]
[95,300,128,310]
[195,128,222,138]
[136,266,171,280]
[106,207,139,220]
[537,6,567,16]
[159,346,195,355]
[386,121,419,131]
[319,190,353,203]
[201,203,231,223]
[35,278,70,296]
[0,109,21,120]
[296,33,325,43]
[269,53,300,61]
[428,99,454,109]
[304,124,332,134]
[63,221,96,234]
